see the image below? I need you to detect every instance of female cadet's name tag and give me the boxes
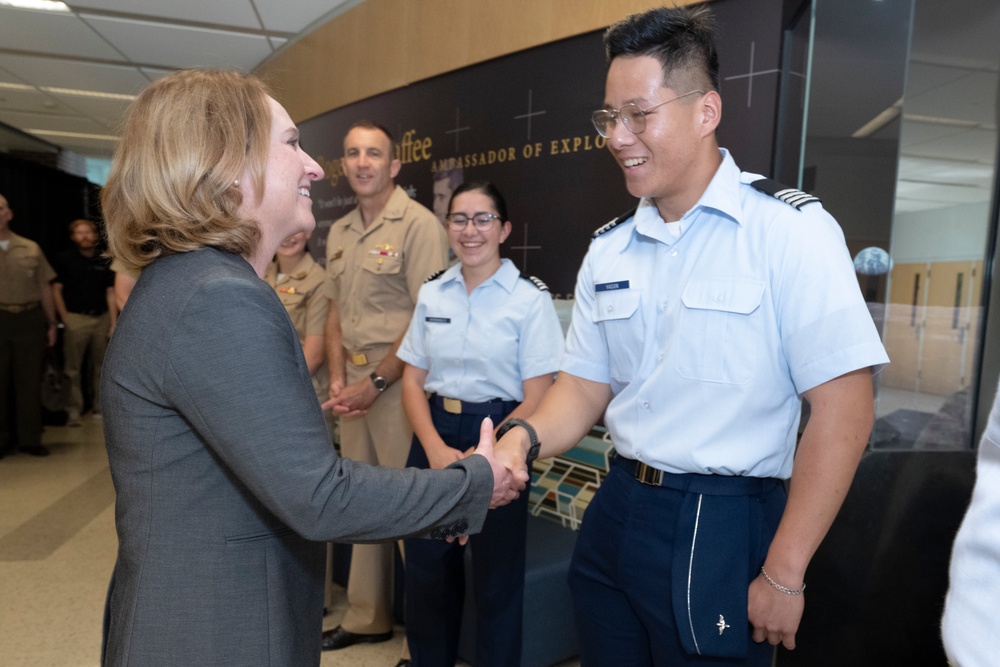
[425,317,451,323]
[595,280,629,292]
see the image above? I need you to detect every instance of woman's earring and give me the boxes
[233,179,240,187]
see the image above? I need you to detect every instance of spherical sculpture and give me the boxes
[853,246,892,276]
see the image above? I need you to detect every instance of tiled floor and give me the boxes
[0,415,578,667]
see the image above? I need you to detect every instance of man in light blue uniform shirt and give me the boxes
[493,6,889,666]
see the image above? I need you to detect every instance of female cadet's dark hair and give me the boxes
[448,180,510,222]
[603,4,720,94]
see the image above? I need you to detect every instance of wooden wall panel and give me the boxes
[258,0,693,123]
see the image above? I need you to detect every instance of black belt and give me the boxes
[612,454,780,496]
[429,394,518,416]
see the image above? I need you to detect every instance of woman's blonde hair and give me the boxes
[102,69,271,272]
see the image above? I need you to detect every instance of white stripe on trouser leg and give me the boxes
[686,494,704,655]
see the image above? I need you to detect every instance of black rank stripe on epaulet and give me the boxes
[750,178,821,210]
[521,273,550,292]
[424,269,447,283]
[592,207,638,238]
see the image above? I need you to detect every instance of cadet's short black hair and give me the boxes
[604,4,720,93]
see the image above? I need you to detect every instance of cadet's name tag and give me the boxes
[426,317,451,323]
[595,281,629,292]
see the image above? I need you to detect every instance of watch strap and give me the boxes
[496,417,540,466]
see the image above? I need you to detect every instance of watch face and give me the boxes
[371,373,387,391]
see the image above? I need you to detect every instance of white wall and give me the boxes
[890,201,992,263]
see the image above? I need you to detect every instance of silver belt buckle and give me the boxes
[635,462,664,486]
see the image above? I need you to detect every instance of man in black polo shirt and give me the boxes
[52,219,116,425]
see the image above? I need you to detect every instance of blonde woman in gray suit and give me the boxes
[99,69,519,667]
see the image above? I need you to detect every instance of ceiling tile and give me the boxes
[0,7,122,60]
[898,155,995,188]
[0,86,79,116]
[907,70,998,125]
[254,0,351,34]
[70,0,263,30]
[0,54,148,95]
[47,93,131,127]
[904,126,998,164]
[0,109,112,135]
[895,180,992,205]
[83,15,275,69]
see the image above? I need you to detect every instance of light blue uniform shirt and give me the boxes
[562,149,889,478]
[398,258,565,403]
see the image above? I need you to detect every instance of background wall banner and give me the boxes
[299,0,785,295]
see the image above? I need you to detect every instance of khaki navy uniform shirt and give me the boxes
[265,252,332,401]
[325,185,447,359]
[0,232,56,305]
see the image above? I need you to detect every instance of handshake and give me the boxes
[472,417,533,509]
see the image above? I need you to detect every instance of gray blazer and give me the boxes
[101,248,492,666]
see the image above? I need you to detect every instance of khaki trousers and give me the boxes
[62,311,109,414]
[338,362,412,634]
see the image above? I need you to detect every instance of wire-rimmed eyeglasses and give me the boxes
[445,212,502,231]
[591,90,704,138]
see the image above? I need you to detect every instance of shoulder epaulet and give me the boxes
[520,273,550,292]
[750,178,821,210]
[592,207,638,238]
[424,269,446,283]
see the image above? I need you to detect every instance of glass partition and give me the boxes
[797,0,1000,450]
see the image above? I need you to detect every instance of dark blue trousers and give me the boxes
[569,458,786,667]
[405,400,528,667]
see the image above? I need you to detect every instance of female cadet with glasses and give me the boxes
[397,181,565,666]
[98,70,518,666]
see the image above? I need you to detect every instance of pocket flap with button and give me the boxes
[681,279,764,315]
[593,289,641,322]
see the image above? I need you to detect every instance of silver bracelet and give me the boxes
[760,567,805,595]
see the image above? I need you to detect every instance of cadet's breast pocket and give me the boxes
[18,253,40,278]
[676,279,764,384]
[278,290,305,310]
[593,289,642,382]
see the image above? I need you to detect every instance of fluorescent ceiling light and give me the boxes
[903,114,982,129]
[28,129,118,141]
[0,82,136,101]
[852,99,903,138]
[44,86,136,101]
[0,0,70,11]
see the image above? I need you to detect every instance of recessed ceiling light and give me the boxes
[0,0,70,11]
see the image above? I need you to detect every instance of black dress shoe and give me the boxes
[320,625,393,651]
[19,445,50,457]
[395,660,411,666]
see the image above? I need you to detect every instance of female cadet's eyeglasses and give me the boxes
[591,90,704,138]
[445,213,502,231]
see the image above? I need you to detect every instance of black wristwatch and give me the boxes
[495,418,541,466]
[369,372,387,393]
